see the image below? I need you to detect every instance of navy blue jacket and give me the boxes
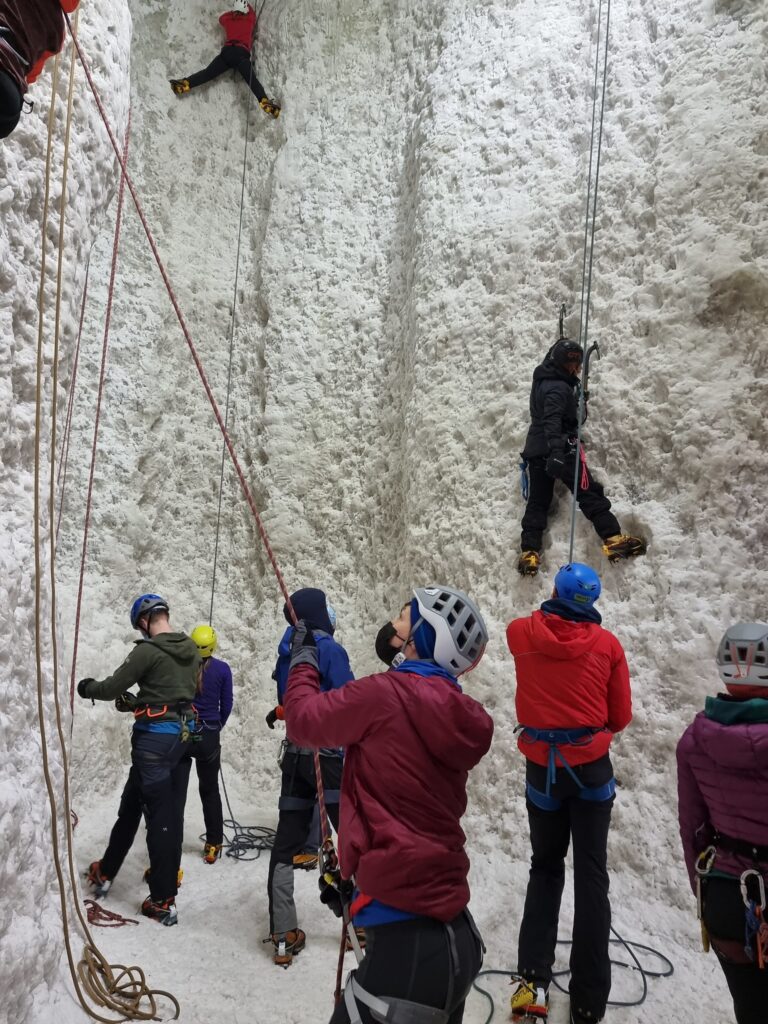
[195,656,233,726]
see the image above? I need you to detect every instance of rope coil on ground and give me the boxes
[77,946,180,1021]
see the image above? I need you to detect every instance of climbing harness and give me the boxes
[515,725,613,806]
[566,0,611,563]
[473,924,673,1024]
[693,843,768,966]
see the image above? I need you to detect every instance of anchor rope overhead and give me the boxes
[65,15,334,847]
[69,115,131,711]
[35,35,178,1021]
[568,0,611,563]
[209,50,257,628]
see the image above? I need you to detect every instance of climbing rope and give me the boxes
[472,924,673,1024]
[69,114,131,710]
[65,14,335,847]
[213,763,276,860]
[84,900,139,928]
[209,40,257,627]
[567,0,611,563]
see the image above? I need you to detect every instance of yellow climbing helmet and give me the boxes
[191,624,218,658]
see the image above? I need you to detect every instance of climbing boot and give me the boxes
[140,896,178,927]
[259,96,281,118]
[85,861,112,899]
[203,843,223,864]
[517,550,541,577]
[601,534,647,563]
[169,78,190,96]
[292,852,318,870]
[511,979,548,1019]
[270,928,306,967]
[570,1008,602,1024]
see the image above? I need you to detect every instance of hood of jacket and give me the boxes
[532,359,578,388]
[393,671,493,773]
[688,696,768,773]
[140,632,199,666]
[283,587,334,634]
[527,608,603,661]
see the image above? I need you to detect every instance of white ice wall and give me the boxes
[0,3,130,1021]
[23,0,768,1020]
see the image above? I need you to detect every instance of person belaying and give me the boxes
[188,624,233,865]
[517,338,646,577]
[506,564,631,1024]
[285,586,494,1024]
[266,587,354,967]
[677,623,768,1024]
[0,0,79,139]
[266,703,322,870]
[168,0,280,118]
[78,594,200,926]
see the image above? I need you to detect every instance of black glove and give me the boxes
[77,678,95,699]
[318,870,354,918]
[288,619,319,672]
[115,692,136,713]
[265,706,279,729]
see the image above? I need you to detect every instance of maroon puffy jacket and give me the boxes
[0,0,78,93]
[284,662,494,922]
[507,609,632,767]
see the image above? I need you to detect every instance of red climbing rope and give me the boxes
[69,118,130,710]
[84,900,139,928]
[56,255,90,544]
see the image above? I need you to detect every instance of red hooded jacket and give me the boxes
[284,662,494,922]
[0,0,79,93]
[218,7,256,51]
[507,609,631,767]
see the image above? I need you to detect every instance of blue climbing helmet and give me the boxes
[554,563,601,607]
[130,593,169,632]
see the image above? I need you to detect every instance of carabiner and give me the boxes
[695,845,717,877]
[740,869,766,911]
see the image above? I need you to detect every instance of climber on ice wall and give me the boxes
[517,338,646,577]
[0,0,79,139]
[169,0,280,118]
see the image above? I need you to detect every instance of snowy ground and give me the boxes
[3,0,767,1020]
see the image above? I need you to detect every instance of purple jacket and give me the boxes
[676,694,768,891]
[194,656,233,726]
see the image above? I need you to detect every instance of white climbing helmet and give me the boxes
[412,586,488,676]
[231,0,250,13]
[716,623,768,689]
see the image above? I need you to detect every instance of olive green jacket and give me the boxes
[84,633,200,717]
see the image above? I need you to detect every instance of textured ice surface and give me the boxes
[4,0,767,1021]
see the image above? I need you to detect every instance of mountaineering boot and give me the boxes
[141,896,178,927]
[259,97,281,118]
[570,1009,602,1024]
[169,78,190,96]
[85,861,112,899]
[292,852,318,870]
[143,866,184,888]
[511,979,548,1020]
[601,533,647,563]
[517,550,541,577]
[203,843,223,864]
[270,928,306,967]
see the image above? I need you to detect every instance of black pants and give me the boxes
[0,68,22,139]
[100,764,145,880]
[267,750,342,934]
[329,912,484,1024]
[518,757,614,1020]
[131,730,191,901]
[520,455,620,552]
[188,727,223,846]
[185,44,266,101]
[703,876,768,1024]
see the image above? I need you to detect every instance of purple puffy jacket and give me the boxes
[676,694,768,891]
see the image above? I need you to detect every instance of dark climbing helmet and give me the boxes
[549,339,584,369]
[554,563,601,607]
[716,623,768,689]
[130,593,169,631]
[411,586,488,676]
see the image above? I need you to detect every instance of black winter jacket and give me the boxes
[521,359,585,459]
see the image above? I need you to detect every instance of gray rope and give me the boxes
[568,0,612,563]
[209,44,257,625]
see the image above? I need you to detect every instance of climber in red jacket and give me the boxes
[284,586,494,1024]
[0,0,79,139]
[169,1,280,118]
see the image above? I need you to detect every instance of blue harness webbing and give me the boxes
[519,459,529,501]
[517,725,614,809]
